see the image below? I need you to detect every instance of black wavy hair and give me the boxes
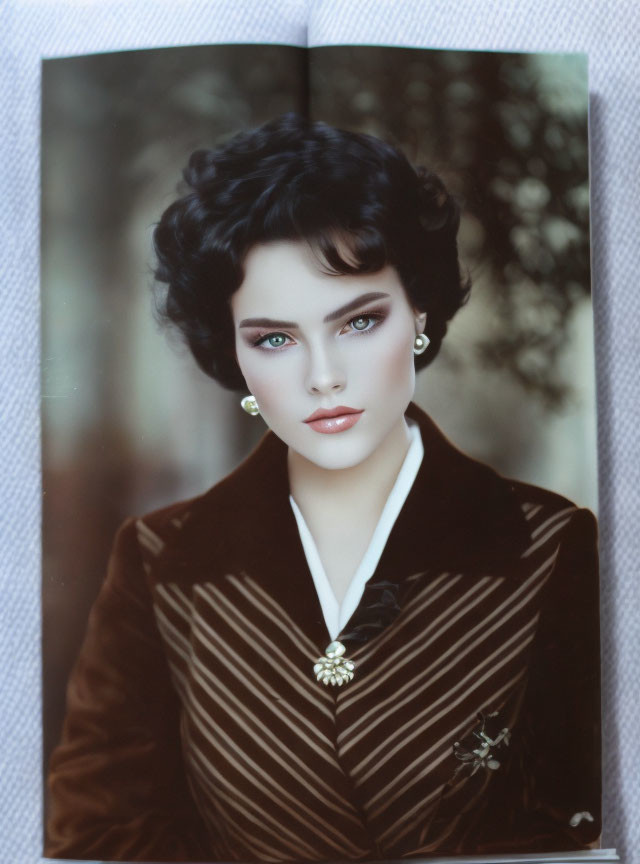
[153,113,470,390]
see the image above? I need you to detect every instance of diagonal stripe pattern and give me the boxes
[140,500,578,860]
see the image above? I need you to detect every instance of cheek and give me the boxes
[241,364,277,403]
[237,352,295,414]
[247,374,281,409]
[235,347,265,397]
[375,329,415,391]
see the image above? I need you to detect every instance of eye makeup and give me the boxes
[247,305,390,352]
[340,309,387,336]
[253,332,294,350]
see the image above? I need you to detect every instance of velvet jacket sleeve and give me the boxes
[469,507,602,852]
[45,517,211,862]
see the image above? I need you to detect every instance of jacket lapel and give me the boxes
[378,403,532,579]
[150,403,532,651]
[151,427,331,647]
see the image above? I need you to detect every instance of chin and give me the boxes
[306,453,369,471]
[292,436,380,471]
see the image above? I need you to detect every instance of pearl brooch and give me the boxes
[313,641,355,686]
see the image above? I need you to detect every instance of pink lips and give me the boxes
[303,406,364,434]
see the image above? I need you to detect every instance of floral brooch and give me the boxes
[453,711,511,775]
[313,641,355,686]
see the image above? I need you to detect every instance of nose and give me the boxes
[305,341,346,396]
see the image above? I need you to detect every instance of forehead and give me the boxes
[231,241,406,320]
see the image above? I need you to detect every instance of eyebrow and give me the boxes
[238,292,390,329]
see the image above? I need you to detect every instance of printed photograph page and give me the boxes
[304,43,602,857]
[41,41,307,859]
[41,39,613,864]
[307,45,596,508]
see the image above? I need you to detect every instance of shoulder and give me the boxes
[495,473,598,583]
[507,479,599,632]
[507,474,594,522]
[506,476,598,551]
[123,429,291,584]
[404,402,598,573]
[135,429,282,539]
[129,479,243,573]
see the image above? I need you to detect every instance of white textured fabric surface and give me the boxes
[1,1,638,862]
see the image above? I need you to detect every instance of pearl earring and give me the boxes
[413,334,430,355]
[241,395,260,416]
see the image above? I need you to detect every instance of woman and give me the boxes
[46,114,601,861]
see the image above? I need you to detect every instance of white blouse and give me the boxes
[289,420,424,640]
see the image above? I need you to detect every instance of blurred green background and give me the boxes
[41,44,595,777]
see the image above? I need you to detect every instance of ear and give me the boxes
[414,310,427,334]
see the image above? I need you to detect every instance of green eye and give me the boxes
[267,334,286,347]
[351,317,370,331]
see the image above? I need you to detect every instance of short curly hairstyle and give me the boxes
[153,113,470,390]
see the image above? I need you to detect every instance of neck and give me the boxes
[287,417,412,518]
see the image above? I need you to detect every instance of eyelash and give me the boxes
[252,311,387,351]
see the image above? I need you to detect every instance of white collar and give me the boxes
[289,420,424,640]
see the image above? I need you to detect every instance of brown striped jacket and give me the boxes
[46,404,601,861]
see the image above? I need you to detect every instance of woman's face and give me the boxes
[232,241,425,471]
